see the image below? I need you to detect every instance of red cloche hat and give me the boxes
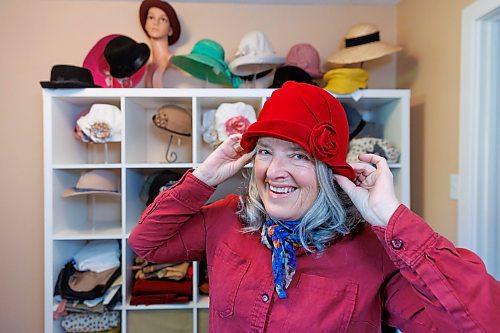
[240,81,355,180]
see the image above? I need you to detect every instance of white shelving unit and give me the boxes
[43,88,410,333]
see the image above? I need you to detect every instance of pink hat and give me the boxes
[83,34,146,88]
[285,43,323,78]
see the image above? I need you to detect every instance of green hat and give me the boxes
[171,39,241,88]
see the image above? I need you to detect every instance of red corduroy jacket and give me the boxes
[129,171,499,333]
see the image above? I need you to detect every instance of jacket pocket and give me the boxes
[208,242,250,318]
[282,274,359,333]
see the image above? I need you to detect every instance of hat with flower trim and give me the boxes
[240,81,355,180]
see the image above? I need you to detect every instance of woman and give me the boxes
[139,0,181,88]
[129,82,498,332]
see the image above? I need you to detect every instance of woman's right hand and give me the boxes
[192,134,255,187]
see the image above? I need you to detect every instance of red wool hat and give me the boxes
[240,81,355,180]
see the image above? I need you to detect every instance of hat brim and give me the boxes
[108,43,150,79]
[328,42,402,65]
[40,81,100,89]
[171,54,233,86]
[83,34,146,87]
[323,82,363,95]
[62,188,121,197]
[229,55,285,76]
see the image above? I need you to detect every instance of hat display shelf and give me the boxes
[43,87,410,333]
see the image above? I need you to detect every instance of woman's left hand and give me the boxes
[193,134,255,187]
[334,154,400,227]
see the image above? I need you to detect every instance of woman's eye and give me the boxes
[160,17,167,23]
[257,148,270,156]
[292,153,308,160]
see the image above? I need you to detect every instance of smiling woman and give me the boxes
[129,82,499,332]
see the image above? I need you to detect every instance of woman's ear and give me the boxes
[168,28,173,37]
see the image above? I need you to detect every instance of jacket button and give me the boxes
[391,239,404,250]
[262,293,269,303]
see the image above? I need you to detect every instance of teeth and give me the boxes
[269,185,295,194]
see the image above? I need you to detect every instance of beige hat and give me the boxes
[62,169,121,197]
[152,104,192,137]
[328,23,402,65]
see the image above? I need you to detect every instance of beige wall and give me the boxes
[396,0,474,241]
[0,0,471,331]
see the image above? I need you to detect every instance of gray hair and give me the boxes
[238,159,361,252]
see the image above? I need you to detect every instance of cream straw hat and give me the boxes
[328,23,402,65]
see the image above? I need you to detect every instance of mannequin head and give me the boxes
[145,7,173,40]
[139,0,181,45]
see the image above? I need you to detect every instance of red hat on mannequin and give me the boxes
[241,82,355,180]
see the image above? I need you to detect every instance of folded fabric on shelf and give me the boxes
[130,293,190,306]
[131,278,193,296]
[61,310,120,332]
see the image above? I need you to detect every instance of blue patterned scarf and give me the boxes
[261,219,302,299]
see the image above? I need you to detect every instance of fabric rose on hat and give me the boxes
[308,122,339,162]
[215,102,257,143]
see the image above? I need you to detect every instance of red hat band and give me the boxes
[240,81,355,180]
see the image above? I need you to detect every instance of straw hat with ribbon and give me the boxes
[328,23,402,65]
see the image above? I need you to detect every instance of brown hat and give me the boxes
[139,0,181,45]
[152,104,191,137]
[328,23,402,65]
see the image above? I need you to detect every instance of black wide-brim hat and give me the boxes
[40,64,100,88]
[269,65,317,89]
[104,35,150,79]
[139,0,181,45]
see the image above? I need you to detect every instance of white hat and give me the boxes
[229,31,285,76]
[75,104,122,143]
[62,169,121,197]
[215,102,257,142]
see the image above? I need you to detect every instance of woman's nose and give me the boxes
[266,156,288,179]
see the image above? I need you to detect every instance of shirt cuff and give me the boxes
[372,204,439,267]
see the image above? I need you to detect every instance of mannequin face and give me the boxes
[145,7,173,40]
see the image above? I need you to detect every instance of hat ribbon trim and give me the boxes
[73,187,119,193]
[238,68,273,81]
[345,31,380,48]
[349,119,366,140]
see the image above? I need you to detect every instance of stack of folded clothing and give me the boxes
[130,257,193,305]
[53,240,122,332]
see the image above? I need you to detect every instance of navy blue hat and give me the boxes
[141,171,182,205]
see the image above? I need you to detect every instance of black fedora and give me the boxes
[269,65,318,89]
[104,35,150,79]
[40,65,100,88]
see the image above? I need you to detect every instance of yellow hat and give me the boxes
[323,68,368,95]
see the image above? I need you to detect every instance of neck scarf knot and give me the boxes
[261,219,302,299]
